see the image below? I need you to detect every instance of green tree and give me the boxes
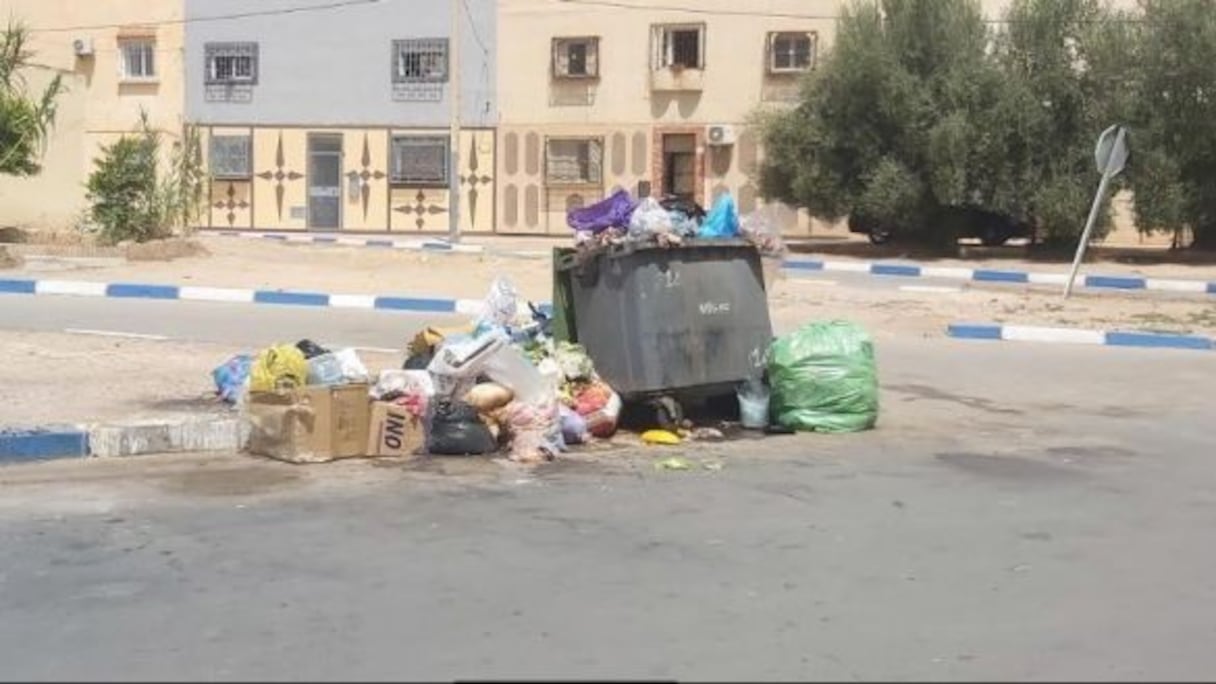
[86,113,204,245]
[1123,0,1216,249]
[0,22,64,176]
[757,0,1125,247]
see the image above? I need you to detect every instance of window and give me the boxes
[654,25,705,70]
[205,42,258,85]
[391,136,449,185]
[393,39,449,84]
[552,37,599,79]
[545,138,603,185]
[120,40,156,80]
[768,32,815,73]
[209,135,252,179]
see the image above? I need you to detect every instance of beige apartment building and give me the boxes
[0,0,185,231]
[494,0,845,235]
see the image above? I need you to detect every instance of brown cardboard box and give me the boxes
[246,383,371,464]
[366,401,425,458]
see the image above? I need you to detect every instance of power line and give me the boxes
[28,0,383,33]
[462,0,490,56]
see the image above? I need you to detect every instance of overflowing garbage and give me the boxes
[208,222,879,467]
[568,188,785,256]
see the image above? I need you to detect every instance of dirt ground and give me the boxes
[0,331,405,427]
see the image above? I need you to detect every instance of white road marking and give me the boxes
[921,266,975,280]
[64,328,170,341]
[822,261,873,274]
[1027,272,1071,286]
[1002,325,1105,345]
[328,294,377,309]
[1146,278,1208,293]
[35,280,107,297]
[787,279,839,287]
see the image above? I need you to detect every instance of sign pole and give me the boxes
[1063,125,1128,299]
[448,0,462,244]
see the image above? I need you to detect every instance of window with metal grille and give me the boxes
[655,25,704,69]
[120,40,156,80]
[552,37,599,78]
[393,39,449,83]
[545,138,603,185]
[391,136,448,185]
[769,32,815,73]
[205,42,258,85]
[209,135,252,179]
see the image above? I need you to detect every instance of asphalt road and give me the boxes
[1,300,1215,680]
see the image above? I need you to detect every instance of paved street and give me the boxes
[2,323,1214,679]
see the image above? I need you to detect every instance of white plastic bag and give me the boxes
[482,276,519,327]
[334,348,370,384]
[740,206,787,256]
[628,197,673,241]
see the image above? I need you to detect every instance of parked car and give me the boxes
[849,206,1034,246]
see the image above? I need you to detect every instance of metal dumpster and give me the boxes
[552,240,774,425]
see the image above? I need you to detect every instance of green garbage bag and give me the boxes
[769,321,879,433]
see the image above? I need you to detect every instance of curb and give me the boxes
[0,427,90,464]
[0,417,248,465]
[948,323,1215,351]
[201,230,486,254]
[785,258,1216,295]
[0,277,504,315]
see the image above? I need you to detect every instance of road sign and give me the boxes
[1065,125,1130,298]
[1094,125,1129,177]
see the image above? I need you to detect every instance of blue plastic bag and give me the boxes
[212,354,253,405]
[567,189,638,233]
[698,194,740,238]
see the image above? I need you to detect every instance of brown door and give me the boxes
[662,133,696,201]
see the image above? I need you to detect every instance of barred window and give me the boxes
[393,38,449,84]
[391,136,449,185]
[545,138,603,185]
[209,135,252,179]
[205,42,258,85]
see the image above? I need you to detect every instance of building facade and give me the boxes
[0,0,185,231]
[494,0,844,235]
[184,0,497,233]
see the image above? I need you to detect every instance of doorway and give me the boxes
[662,133,696,201]
[307,134,342,230]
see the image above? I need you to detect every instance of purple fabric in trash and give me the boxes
[566,189,638,233]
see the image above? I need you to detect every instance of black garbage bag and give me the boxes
[426,400,498,456]
[403,350,434,370]
[296,339,331,359]
[659,195,707,222]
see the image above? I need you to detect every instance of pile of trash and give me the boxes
[210,277,627,465]
[567,188,786,256]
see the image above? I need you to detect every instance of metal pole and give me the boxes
[1063,172,1113,299]
[447,0,462,243]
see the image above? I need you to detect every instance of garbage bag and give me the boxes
[213,354,253,404]
[307,353,345,386]
[698,194,741,239]
[740,207,787,256]
[768,321,879,433]
[249,344,309,392]
[426,399,499,456]
[659,195,707,222]
[567,188,638,233]
[628,197,674,241]
[296,339,330,360]
[560,405,589,445]
[334,348,370,383]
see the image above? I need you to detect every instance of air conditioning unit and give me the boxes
[706,124,737,147]
[73,38,95,58]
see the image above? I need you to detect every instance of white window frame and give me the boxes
[119,39,157,81]
[552,37,600,79]
[393,38,449,84]
[767,31,816,74]
[544,137,604,186]
[652,24,706,71]
[205,42,259,86]
[209,135,252,180]
[390,135,449,186]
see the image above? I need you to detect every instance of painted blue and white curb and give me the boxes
[784,258,1216,295]
[0,277,512,316]
[0,426,90,464]
[948,323,1215,352]
[202,230,485,254]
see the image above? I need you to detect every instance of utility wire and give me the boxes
[28,0,383,33]
[462,0,490,56]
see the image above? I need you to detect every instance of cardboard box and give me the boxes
[366,401,425,458]
[246,383,371,464]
